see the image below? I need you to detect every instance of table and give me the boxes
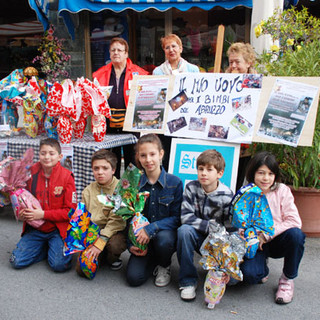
[2,133,138,200]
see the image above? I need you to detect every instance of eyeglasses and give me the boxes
[110,48,126,53]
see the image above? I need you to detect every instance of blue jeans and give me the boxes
[177,224,206,287]
[241,227,305,284]
[126,230,176,287]
[10,228,72,272]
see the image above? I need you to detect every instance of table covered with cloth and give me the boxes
[1,133,137,200]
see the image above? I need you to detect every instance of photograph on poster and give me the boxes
[131,77,169,131]
[168,90,188,111]
[61,145,73,171]
[156,88,167,103]
[168,138,240,192]
[230,113,253,135]
[189,117,207,132]
[242,74,263,89]
[164,73,262,144]
[257,78,318,146]
[208,125,229,139]
[231,95,252,112]
[167,117,187,134]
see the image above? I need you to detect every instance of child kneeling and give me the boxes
[177,149,234,301]
[10,138,77,272]
[77,149,126,276]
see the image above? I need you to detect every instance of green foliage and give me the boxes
[252,7,320,189]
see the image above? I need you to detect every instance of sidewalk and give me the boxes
[0,205,319,320]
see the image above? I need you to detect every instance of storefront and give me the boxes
[58,0,253,77]
[28,0,307,79]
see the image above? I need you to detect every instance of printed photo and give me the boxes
[168,90,188,111]
[242,74,263,89]
[230,113,252,135]
[208,125,229,139]
[232,95,252,112]
[295,96,313,114]
[156,88,167,104]
[167,117,187,134]
[189,117,207,132]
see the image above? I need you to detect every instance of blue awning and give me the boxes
[28,0,50,31]
[58,0,253,39]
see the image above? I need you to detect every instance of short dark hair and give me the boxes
[197,149,225,172]
[91,149,117,170]
[246,151,280,184]
[40,138,61,154]
[110,37,129,53]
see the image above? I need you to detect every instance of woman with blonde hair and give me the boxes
[153,34,199,75]
[225,42,257,74]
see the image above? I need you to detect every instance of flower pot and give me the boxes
[291,187,320,237]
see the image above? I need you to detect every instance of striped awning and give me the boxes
[58,0,252,39]
[0,21,43,36]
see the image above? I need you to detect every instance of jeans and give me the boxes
[126,230,176,287]
[177,224,206,287]
[241,227,305,284]
[10,228,72,272]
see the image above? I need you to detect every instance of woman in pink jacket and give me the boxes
[240,151,305,305]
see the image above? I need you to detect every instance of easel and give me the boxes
[213,25,225,73]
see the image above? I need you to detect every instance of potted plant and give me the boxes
[253,7,320,236]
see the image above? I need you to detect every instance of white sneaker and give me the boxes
[153,265,171,287]
[180,285,197,301]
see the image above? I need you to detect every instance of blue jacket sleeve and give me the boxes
[144,179,183,238]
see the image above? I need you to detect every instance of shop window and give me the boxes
[89,7,248,74]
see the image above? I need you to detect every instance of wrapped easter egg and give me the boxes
[57,115,73,144]
[204,270,230,309]
[73,115,87,139]
[91,114,106,142]
[9,188,45,229]
[244,227,259,259]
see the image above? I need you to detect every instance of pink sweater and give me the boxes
[265,183,302,240]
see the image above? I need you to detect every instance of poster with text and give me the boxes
[165,73,262,144]
[61,145,74,171]
[130,77,170,131]
[168,138,240,193]
[257,78,319,146]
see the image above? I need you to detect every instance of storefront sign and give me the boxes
[168,138,240,192]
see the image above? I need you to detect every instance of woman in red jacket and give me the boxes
[93,38,149,178]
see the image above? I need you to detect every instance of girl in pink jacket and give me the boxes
[240,151,305,305]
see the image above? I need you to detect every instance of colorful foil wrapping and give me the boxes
[230,183,274,258]
[0,148,45,228]
[97,164,150,251]
[199,224,246,309]
[64,202,100,279]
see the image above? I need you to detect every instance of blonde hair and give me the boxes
[160,34,182,49]
[226,42,257,73]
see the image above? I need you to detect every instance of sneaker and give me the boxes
[153,265,171,287]
[275,277,294,304]
[180,285,197,301]
[110,259,123,271]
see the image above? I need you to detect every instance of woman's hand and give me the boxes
[136,228,150,245]
[129,246,148,256]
